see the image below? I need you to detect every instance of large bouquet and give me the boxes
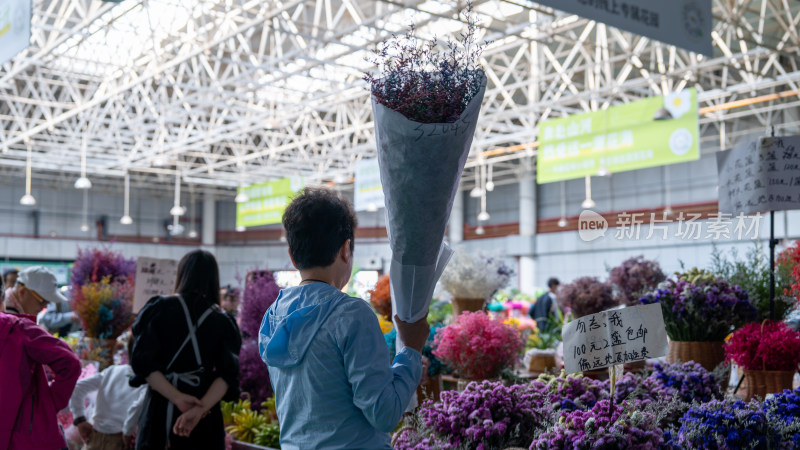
[724,321,800,371]
[559,277,617,318]
[433,311,522,380]
[638,269,756,341]
[70,246,136,340]
[239,269,280,405]
[777,241,800,304]
[368,274,392,321]
[439,251,513,300]
[609,256,666,306]
[366,3,487,323]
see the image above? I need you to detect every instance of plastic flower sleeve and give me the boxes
[372,71,486,322]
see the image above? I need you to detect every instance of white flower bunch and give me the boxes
[440,250,513,299]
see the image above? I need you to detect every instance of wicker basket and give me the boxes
[526,351,558,372]
[741,370,795,401]
[451,298,486,316]
[417,374,443,404]
[667,340,725,372]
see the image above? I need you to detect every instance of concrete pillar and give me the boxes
[449,189,464,244]
[202,191,216,247]
[518,169,537,294]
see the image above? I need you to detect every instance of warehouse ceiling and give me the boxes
[1,0,799,198]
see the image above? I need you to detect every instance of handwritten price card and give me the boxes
[717,136,800,215]
[562,304,668,374]
[132,257,178,313]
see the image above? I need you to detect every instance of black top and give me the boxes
[130,295,242,450]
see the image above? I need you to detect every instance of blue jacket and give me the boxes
[259,282,422,450]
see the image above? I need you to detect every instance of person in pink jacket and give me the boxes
[0,266,81,450]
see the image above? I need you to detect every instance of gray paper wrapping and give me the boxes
[372,72,487,322]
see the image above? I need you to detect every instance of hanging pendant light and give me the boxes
[558,181,568,227]
[120,172,133,224]
[485,164,495,191]
[20,142,36,206]
[234,187,249,203]
[170,171,185,216]
[581,175,596,209]
[74,136,92,189]
[80,189,89,232]
[475,225,485,235]
[663,165,673,216]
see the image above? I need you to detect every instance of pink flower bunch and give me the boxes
[725,321,800,371]
[433,311,523,380]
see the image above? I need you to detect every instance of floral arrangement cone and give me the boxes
[372,72,487,322]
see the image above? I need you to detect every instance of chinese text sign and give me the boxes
[133,257,178,313]
[236,176,304,228]
[562,304,668,374]
[531,0,712,56]
[717,136,800,215]
[537,88,699,184]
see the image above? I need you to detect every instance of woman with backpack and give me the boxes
[129,250,242,449]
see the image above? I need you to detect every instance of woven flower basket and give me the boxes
[741,370,795,401]
[527,351,557,373]
[667,340,725,372]
[451,297,485,316]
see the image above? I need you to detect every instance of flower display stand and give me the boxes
[741,370,795,401]
[667,340,725,372]
[451,297,485,316]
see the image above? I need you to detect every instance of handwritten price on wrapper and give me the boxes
[562,304,668,374]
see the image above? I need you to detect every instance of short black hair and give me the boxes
[283,187,357,270]
[548,277,560,288]
[174,250,221,306]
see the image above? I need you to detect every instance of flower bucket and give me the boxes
[417,374,442,404]
[741,370,795,401]
[524,349,557,373]
[451,297,485,316]
[76,337,119,371]
[667,340,725,372]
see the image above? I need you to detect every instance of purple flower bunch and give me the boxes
[650,362,723,404]
[677,399,778,449]
[609,256,666,306]
[530,400,663,449]
[70,246,136,287]
[238,339,272,406]
[639,270,756,341]
[238,270,280,339]
[559,276,618,318]
[761,387,800,445]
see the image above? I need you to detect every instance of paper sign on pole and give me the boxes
[562,303,668,374]
[0,0,32,65]
[531,0,712,56]
[133,257,178,313]
[717,136,800,215]
[537,88,699,183]
[354,158,385,212]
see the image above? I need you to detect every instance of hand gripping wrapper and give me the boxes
[371,71,487,323]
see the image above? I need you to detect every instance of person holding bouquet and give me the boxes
[259,188,429,449]
[129,250,242,449]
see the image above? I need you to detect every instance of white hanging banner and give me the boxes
[132,257,178,313]
[717,136,800,215]
[532,0,712,56]
[0,0,32,65]
[354,158,385,212]
[562,304,668,374]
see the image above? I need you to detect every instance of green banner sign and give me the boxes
[536,88,699,184]
[235,176,304,228]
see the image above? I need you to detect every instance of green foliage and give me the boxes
[253,423,281,448]
[709,243,794,320]
[427,300,452,326]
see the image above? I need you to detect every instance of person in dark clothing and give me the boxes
[129,250,242,450]
[529,277,562,333]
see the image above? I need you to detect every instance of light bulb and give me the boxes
[475,225,485,235]
[168,223,185,236]
[235,192,249,203]
[366,203,378,212]
[120,215,133,225]
[170,205,185,216]
[153,157,168,167]
[485,180,495,191]
[557,218,568,227]
[477,210,490,221]
[188,229,198,239]
[596,166,611,177]
[74,176,92,189]
[236,225,246,232]
[664,207,674,216]
[20,194,36,206]
[80,223,89,232]
[581,198,596,209]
